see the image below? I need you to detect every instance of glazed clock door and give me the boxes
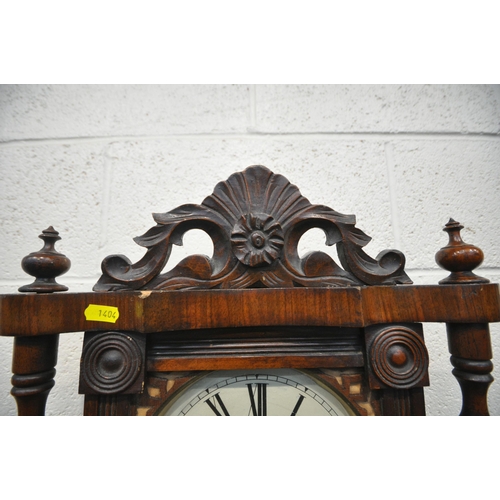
[157,369,358,416]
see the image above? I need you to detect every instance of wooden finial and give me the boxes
[435,219,489,284]
[18,226,71,293]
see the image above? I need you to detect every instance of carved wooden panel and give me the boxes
[146,326,364,372]
[364,323,430,391]
[94,166,411,291]
[79,331,146,395]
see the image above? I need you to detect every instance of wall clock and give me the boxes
[73,165,484,417]
[6,165,493,417]
[74,166,466,416]
[156,369,357,416]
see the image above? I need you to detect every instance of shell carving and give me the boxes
[94,165,411,291]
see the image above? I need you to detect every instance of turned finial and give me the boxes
[435,219,489,285]
[18,226,71,293]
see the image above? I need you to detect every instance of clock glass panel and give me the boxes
[157,369,356,416]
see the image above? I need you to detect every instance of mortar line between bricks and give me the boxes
[384,142,401,249]
[0,132,499,147]
[98,144,113,250]
[249,85,257,130]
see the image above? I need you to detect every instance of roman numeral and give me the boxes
[290,395,305,416]
[247,383,267,416]
[205,393,230,416]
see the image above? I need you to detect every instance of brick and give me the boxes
[256,84,500,134]
[101,137,396,270]
[0,142,107,280]
[389,138,500,269]
[0,85,251,141]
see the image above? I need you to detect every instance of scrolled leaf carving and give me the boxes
[94,165,411,291]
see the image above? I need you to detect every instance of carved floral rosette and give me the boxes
[94,166,411,291]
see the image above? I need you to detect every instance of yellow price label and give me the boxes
[84,304,120,323]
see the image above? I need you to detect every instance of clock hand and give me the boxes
[290,395,305,416]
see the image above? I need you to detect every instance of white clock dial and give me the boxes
[157,369,355,416]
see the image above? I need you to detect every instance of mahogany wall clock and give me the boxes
[1,165,498,416]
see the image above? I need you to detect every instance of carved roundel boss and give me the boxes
[366,324,430,390]
[231,213,284,267]
[79,331,146,395]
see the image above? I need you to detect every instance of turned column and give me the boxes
[445,323,493,416]
[12,227,70,416]
[436,219,493,416]
[11,335,60,416]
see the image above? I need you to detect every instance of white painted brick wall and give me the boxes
[1,84,499,416]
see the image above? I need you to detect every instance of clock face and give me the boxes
[157,369,356,416]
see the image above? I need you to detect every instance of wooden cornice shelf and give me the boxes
[1,283,499,337]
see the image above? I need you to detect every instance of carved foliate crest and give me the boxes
[94,165,411,291]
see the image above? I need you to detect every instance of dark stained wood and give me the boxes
[147,355,362,372]
[435,219,495,416]
[436,219,489,284]
[130,372,199,417]
[79,331,146,395]
[377,388,426,416]
[83,394,136,416]
[446,323,493,416]
[364,323,429,391]
[360,283,500,324]
[0,292,141,336]
[146,327,364,372]
[11,225,68,415]
[1,284,499,337]
[11,334,59,415]
[94,166,411,291]
[18,227,71,293]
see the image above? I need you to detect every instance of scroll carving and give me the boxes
[94,165,411,291]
